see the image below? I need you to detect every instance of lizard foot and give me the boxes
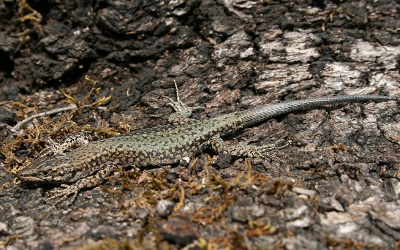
[227,140,292,160]
[163,80,203,125]
[46,184,79,205]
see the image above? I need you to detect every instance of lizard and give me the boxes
[17,85,397,204]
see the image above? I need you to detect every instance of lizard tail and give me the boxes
[236,95,396,128]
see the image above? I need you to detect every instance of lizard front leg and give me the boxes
[47,166,114,205]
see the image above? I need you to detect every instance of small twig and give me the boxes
[11,103,108,133]
[11,104,77,132]
[11,77,111,133]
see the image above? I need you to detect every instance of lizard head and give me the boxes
[18,154,79,184]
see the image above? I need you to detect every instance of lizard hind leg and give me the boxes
[162,80,204,125]
[226,140,292,160]
[207,135,291,159]
[206,135,291,168]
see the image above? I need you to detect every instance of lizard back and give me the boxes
[66,113,240,169]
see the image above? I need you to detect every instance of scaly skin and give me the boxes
[18,94,396,204]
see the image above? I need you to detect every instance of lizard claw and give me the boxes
[46,184,79,205]
[226,140,292,160]
[251,140,292,159]
[163,80,204,125]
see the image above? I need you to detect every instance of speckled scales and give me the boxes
[18,94,396,204]
[66,113,240,169]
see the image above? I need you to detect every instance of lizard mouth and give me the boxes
[18,174,42,182]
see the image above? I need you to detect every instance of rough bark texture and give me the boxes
[0,0,399,249]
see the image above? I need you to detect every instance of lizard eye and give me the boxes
[41,170,49,176]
